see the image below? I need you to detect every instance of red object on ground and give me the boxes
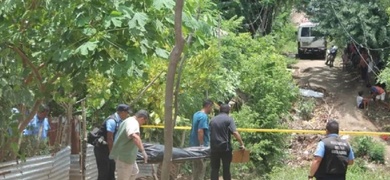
[380,135,389,141]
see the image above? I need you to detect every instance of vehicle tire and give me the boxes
[298,50,304,59]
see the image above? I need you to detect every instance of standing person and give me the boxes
[189,99,213,180]
[308,120,355,180]
[358,49,369,85]
[23,104,50,140]
[209,104,244,180]
[94,104,131,180]
[109,110,149,180]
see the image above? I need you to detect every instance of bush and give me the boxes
[297,97,316,120]
[368,142,385,163]
[352,136,385,163]
[218,21,298,176]
[349,158,367,173]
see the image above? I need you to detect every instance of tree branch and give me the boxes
[24,63,45,85]
[18,99,43,133]
[11,45,44,91]
[129,71,164,106]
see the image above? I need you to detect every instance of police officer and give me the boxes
[308,120,355,180]
[94,104,131,180]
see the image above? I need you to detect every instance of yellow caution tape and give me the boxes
[141,125,390,136]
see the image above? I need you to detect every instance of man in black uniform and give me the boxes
[308,120,355,180]
[94,104,131,180]
[209,104,244,180]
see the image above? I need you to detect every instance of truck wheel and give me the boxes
[298,50,303,59]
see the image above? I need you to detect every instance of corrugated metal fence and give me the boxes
[1,145,155,180]
[84,145,97,180]
[0,146,71,180]
[84,145,156,179]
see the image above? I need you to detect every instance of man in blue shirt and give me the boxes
[309,120,355,180]
[23,104,51,140]
[189,99,213,180]
[94,104,131,180]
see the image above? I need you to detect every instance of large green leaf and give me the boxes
[76,41,98,56]
[152,0,175,10]
[128,12,148,31]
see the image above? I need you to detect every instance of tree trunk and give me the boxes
[161,0,185,179]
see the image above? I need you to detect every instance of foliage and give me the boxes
[0,0,218,161]
[214,0,300,36]
[267,165,390,180]
[0,1,303,179]
[297,97,316,120]
[352,136,385,163]
[378,68,390,91]
[18,137,52,159]
[302,0,390,49]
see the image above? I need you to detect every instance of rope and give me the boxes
[141,125,390,136]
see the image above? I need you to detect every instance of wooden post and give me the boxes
[81,100,86,180]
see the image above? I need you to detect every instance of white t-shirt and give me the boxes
[124,116,140,138]
[356,96,363,107]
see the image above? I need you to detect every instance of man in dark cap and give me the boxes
[308,120,355,180]
[209,104,244,180]
[94,104,131,180]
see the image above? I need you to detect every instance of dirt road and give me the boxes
[295,59,378,131]
[294,58,390,161]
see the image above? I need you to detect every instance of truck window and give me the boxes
[311,27,323,37]
[301,27,310,37]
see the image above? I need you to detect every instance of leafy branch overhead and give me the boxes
[301,0,390,49]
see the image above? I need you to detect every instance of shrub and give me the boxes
[349,158,367,173]
[219,22,298,176]
[297,97,316,120]
[368,142,385,163]
[352,136,385,163]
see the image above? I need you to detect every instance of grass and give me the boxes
[266,164,390,180]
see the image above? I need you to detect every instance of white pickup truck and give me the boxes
[297,22,327,59]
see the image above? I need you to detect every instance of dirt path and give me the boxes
[293,58,390,161]
[295,59,377,130]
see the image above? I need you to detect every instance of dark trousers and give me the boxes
[361,66,368,81]
[210,151,232,180]
[316,174,346,180]
[94,146,115,180]
[316,177,345,180]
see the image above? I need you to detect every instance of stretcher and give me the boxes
[135,143,210,179]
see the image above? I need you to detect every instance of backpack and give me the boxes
[87,114,120,147]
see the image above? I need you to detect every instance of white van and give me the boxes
[297,22,327,59]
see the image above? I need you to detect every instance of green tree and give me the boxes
[0,0,217,160]
[301,0,390,51]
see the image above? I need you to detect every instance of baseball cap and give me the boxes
[116,104,132,114]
